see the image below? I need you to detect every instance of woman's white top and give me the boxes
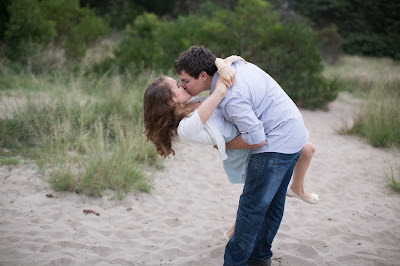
[177,97,251,183]
[177,97,229,160]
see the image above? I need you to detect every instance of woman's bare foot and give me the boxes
[224,221,235,240]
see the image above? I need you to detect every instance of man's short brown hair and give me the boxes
[174,45,217,78]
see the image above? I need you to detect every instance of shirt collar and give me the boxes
[210,72,219,94]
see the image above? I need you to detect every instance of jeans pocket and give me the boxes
[247,154,265,176]
[272,153,297,177]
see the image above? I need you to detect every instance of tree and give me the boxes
[4,0,56,71]
[0,0,11,42]
[40,0,110,59]
[289,0,400,59]
[105,0,338,109]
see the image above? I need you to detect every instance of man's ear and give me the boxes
[200,71,208,82]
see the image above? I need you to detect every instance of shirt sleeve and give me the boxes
[224,90,266,145]
[177,110,207,143]
[177,110,227,160]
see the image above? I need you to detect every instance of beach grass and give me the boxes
[324,56,400,192]
[324,56,400,148]
[347,87,400,148]
[386,165,400,193]
[0,62,162,198]
[323,56,400,94]
[0,156,20,166]
[43,119,156,199]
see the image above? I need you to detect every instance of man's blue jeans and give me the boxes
[224,151,301,266]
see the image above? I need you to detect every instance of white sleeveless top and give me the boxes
[177,97,251,184]
[177,97,230,160]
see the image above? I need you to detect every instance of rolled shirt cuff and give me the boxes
[240,131,266,145]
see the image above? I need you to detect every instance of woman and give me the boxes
[143,56,318,240]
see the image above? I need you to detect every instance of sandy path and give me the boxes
[1,92,399,265]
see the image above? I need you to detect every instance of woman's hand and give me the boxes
[215,55,246,88]
[218,64,236,88]
[224,55,246,66]
[215,57,234,87]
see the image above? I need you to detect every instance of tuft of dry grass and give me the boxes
[323,55,400,94]
[386,166,400,193]
[325,55,400,192]
[0,56,162,198]
[324,55,400,148]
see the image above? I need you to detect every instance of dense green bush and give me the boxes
[0,1,10,42]
[290,0,400,60]
[80,0,236,28]
[3,0,56,65]
[316,24,344,64]
[2,0,109,68]
[40,0,109,59]
[113,13,162,71]
[102,0,338,109]
[81,0,144,30]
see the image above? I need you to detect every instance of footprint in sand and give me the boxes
[165,218,182,227]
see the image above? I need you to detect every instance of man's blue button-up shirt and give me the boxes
[210,61,309,154]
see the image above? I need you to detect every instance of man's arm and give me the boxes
[223,89,266,149]
[226,134,265,150]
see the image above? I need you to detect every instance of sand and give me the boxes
[1,92,400,266]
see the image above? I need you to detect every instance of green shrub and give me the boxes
[316,24,344,64]
[113,13,161,71]
[40,0,109,59]
[290,0,400,60]
[3,0,109,68]
[103,0,337,109]
[3,0,55,67]
[206,2,339,108]
[104,0,144,29]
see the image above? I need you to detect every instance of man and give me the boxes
[174,46,309,266]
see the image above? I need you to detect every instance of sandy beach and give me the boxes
[1,92,400,266]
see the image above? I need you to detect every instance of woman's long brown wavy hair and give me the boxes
[143,76,189,158]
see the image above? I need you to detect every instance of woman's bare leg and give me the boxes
[226,143,317,239]
[289,142,316,199]
[225,221,236,240]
